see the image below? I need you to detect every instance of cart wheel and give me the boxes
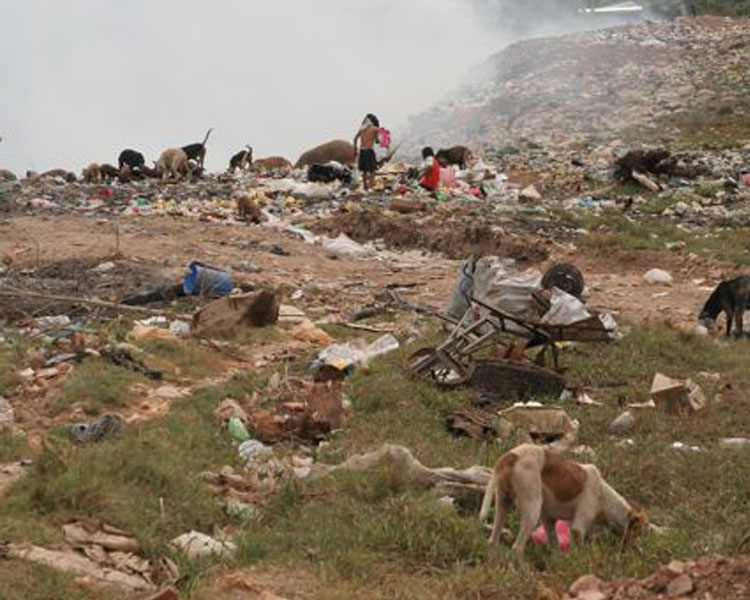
[406,347,469,387]
[542,263,585,298]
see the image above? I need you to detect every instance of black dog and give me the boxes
[436,145,473,169]
[699,276,750,337]
[118,149,145,173]
[308,163,352,184]
[182,128,212,168]
[229,146,253,173]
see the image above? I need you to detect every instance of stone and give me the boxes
[609,411,636,434]
[144,588,180,600]
[521,184,543,201]
[666,574,694,597]
[666,560,687,576]
[569,575,604,596]
[0,397,14,430]
[644,269,673,285]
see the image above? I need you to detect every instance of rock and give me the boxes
[577,591,607,600]
[569,575,604,596]
[144,587,180,600]
[694,324,709,337]
[0,397,14,430]
[665,560,687,576]
[644,269,673,285]
[666,574,694,597]
[153,385,190,401]
[609,411,636,434]
[521,185,542,201]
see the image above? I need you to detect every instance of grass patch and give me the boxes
[4,322,750,598]
[0,383,241,555]
[55,358,144,415]
[0,561,111,600]
[221,323,750,597]
[138,338,226,380]
[0,429,29,463]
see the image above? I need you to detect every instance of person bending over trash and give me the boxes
[353,113,380,191]
[420,146,441,192]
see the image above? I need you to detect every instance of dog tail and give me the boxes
[202,128,213,146]
[479,470,496,523]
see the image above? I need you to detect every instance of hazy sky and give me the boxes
[0,0,503,174]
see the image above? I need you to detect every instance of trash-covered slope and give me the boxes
[405,16,750,152]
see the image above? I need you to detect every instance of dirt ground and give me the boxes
[0,213,732,329]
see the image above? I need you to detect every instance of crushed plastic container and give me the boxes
[182,262,233,298]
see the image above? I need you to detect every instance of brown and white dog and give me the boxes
[156,148,191,182]
[479,444,648,553]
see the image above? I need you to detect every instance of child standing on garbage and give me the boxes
[420,146,441,192]
[353,113,380,191]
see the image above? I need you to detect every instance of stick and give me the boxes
[342,322,395,333]
[0,288,176,316]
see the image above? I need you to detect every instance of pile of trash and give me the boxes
[406,17,750,153]
[562,556,750,600]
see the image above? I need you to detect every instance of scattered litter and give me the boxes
[671,441,705,453]
[497,404,579,451]
[311,333,399,378]
[182,262,233,298]
[69,414,125,444]
[321,233,372,260]
[169,320,191,338]
[651,373,707,413]
[228,416,251,442]
[170,531,237,559]
[36,315,72,329]
[575,391,603,407]
[719,438,750,449]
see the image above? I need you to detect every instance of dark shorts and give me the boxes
[358,148,377,174]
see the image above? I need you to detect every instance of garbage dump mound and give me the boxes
[313,211,549,262]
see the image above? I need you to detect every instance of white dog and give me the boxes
[479,444,648,552]
[156,147,191,182]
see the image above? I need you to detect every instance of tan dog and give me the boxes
[479,444,647,553]
[82,163,102,183]
[156,148,191,182]
[252,156,292,174]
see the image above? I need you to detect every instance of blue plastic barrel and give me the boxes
[182,261,233,298]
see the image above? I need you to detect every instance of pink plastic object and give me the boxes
[740,173,750,187]
[532,521,571,552]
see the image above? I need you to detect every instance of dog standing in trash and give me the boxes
[228,145,253,173]
[156,148,191,182]
[182,128,212,168]
[479,444,648,553]
[699,276,750,337]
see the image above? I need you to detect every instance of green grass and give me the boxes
[137,338,226,380]
[0,561,111,600]
[0,429,29,463]
[0,383,242,552]
[55,358,145,415]
[4,322,750,599]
